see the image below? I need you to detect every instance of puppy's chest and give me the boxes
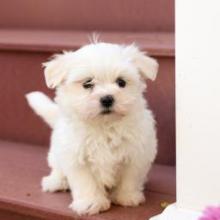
[84,126,129,187]
[85,126,128,161]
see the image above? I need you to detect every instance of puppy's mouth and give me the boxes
[101,108,113,115]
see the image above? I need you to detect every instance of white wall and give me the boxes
[177,0,220,211]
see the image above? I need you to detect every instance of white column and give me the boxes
[150,0,220,219]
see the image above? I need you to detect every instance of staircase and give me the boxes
[0,0,175,219]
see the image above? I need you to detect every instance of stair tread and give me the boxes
[0,140,175,220]
[0,29,174,56]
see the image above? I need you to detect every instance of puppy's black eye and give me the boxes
[83,79,94,89]
[116,77,126,88]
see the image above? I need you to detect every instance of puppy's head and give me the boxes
[43,43,158,120]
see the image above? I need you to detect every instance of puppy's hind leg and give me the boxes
[42,169,69,192]
[41,151,69,192]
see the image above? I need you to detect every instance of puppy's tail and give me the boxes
[25,91,59,128]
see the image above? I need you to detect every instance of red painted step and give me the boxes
[0,29,174,56]
[0,140,175,220]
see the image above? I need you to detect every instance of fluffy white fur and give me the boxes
[26,42,158,215]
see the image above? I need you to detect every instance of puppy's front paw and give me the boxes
[41,175,69,192]
[70,195,110,215]
[111,190,145,207]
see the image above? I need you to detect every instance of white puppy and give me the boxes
[26,42,158,215]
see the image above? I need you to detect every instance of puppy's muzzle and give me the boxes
[100,95,114,108]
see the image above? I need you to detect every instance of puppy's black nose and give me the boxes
[100,95,114,108]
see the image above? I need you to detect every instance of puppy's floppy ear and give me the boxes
[43,52,70,89]
[125,44,159,81]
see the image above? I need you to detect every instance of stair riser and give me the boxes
[0,0,174,32]
[0,51,175,165]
